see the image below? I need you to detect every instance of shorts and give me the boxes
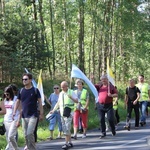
[61,116,72,136]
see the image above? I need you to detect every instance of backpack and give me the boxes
[126,86,139,102]
[20,87,38,100]
[127,86,138,95]
[20,87,37,95]
[20,87,39,109]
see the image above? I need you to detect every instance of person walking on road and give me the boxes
[50,81,78,150]
[73,79,89,139]
[13,73,44,150]
[124,79,140,130]
[47,84,62,140]
[136,75,150,126]
[91,74,118,138]
[3,86,21,150]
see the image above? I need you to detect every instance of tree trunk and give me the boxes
[39,0,52,78]
[78,0,85,72]
[49,0,55,78]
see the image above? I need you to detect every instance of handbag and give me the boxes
[62,93,71,118]
[63,107,71,117]
[0,123,6,135]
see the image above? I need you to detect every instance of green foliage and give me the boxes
[0,0,149,148]
[0,0,149,82]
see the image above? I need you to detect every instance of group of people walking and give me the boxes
[48,79,89,149]
[0,73,150,150]
[0,73,43,150]
[124,75,150,130]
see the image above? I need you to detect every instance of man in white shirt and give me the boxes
[50,81,78,150]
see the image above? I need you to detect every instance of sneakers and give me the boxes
[106,127,109,132]
[140,121,146,127]
[115,125,118,131]
[62,144,69,150]
[135,126,139,129]
[47,137,53,140]
[71,135,77,140]
[123,125,130,131]
[62,143,73,149]
[68,143,73,148]
[140,122,144,126]
[112,130,116,136]
[24,145,28,150]
[124,122,131,131]
[82,134,86,138]
[99,133,106,139]
[56,136,62,139]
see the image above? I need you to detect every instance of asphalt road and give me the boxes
[20,119,150,150]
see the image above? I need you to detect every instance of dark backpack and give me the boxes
[20,87,38,100]
[20,87,37,95]
[127,86,138,95]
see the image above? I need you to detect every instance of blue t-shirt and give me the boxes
[48,93,59,110]
[17,87,41,118]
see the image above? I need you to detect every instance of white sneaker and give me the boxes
[82,134,86,138]
[115,126,118,131]
[24,145,28,150]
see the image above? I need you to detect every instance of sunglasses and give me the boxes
[54,87,59,89]
[22,78,29,81]
[4,93,10,96]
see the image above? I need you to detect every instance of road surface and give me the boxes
[20,119,150,150]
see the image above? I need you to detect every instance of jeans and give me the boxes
[49,112,62,131]
[127,102,139,127]
[22,117,37,150]
[139,101,148,122]
[4,121,19,150]
[96,102,115,134]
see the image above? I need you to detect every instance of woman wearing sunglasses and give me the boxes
[3,86,21,150]
[46,85,62,140]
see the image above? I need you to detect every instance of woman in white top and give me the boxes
[3,86,21,150]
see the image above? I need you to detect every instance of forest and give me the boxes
[0,0,149,84]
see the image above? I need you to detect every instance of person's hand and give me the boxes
[12,112,16,120]
[44,95,47,100]
[83,107,87,111]
[108,93,113,97]
[113,101,117,106]
[50,110,54,114]
[16,121,20,128]
[133,100,138,105]
[39,114,44,121]
[67,94,72,99]
[90,72,94,79]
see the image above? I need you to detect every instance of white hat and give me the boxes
[75,79,84,86]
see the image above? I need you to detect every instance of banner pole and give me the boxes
[70,77,72,89]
